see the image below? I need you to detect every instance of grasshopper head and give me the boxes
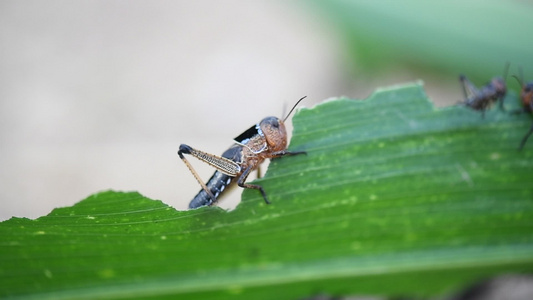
[259,116,287,152]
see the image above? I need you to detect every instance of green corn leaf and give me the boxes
[307,1,533,81]
[1,82,532,299]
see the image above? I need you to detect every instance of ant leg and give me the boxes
[499,97,506,112]
[518,124,533,151]
[511,107,528,115]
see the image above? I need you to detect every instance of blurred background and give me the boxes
[1,1,532,221]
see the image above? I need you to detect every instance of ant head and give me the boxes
[524,82,533,93]
[492,62,510,97]
[522,82,533,108]
[512,66,533,108]
[259,116,287,152]
[490,77,507,97]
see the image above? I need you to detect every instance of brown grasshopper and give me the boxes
[178,97,306,209]
[459,63,509,117]
[511,68,533,150]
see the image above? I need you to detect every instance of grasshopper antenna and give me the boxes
[283,96,307,122]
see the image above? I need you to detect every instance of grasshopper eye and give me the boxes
[260,117,280,129]
[259,116,287,152]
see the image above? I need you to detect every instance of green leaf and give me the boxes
[307,1,533,80]
[1,82,532,299]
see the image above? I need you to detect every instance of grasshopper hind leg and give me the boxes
[180,144,243,209]
[189,171,235,209]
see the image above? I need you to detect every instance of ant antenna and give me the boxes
[283,96,307,122]
[502,61,510,81]
[512,66,524,87]
[498,62,511,111]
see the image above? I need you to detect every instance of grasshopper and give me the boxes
[511,67,533,150]
[178,97,307,209]
[459,63,509,117]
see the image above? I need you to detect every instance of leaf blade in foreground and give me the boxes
[1,82,532,299]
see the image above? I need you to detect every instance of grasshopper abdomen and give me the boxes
[189,171,234,208]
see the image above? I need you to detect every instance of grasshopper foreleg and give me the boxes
[271,149,307,158]
[236,150,306,205]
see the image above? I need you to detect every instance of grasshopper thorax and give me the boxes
[259,116,287,153]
